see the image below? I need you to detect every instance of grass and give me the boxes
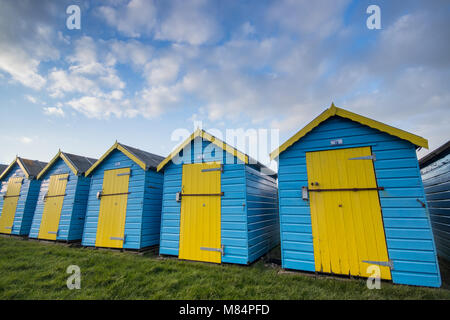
[0,236,449,300]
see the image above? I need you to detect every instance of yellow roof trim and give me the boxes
[157,129,249,172]
[270,103,429,160]
[0,157,30,180]
[85,142,147,177]
[36,151,79,180]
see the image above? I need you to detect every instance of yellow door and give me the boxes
[306,147,392,280]
[38,173,69,240]
[0,177,23,234]
[179,163,222,263]
[95,168,130,248]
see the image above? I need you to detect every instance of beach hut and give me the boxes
[0,157,47,236]
[419,141,450,262]
[81,142,164,250]
[271,103,441,287]
[28,151,97,241]
[158,129,279,264]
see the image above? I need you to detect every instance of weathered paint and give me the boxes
[0,163,41,236]
[421,152,450,261]
[277,115,441,287]
[159,137,279,265]
[82,149,163,249]
[29,158,91,241]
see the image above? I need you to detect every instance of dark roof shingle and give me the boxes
[18,158,48,178]
[119,143,164,170]
[62,152,97,174]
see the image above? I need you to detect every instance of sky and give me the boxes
[0,0,449,171]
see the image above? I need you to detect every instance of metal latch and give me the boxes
[110,236,125,241]
[176,192,182,202]
[362,260,394,269]
[302,186,309,201]
[349,154,376,161]
[200,245,225,256]
[48,231,58,235]
[96,191,102,199]
[201,165,223,173]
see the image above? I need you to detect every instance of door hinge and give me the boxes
[117,172,131,177]
[349,154,376,161]
[182,192,224,197]
[200,245,225,256]
[110,236,125,241]
[48,231,58,235]
[201,165,223,173]
[362,260,394,269]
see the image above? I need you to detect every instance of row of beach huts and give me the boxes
[0,104,448,288]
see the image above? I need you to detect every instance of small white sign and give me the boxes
[330,139,343,145]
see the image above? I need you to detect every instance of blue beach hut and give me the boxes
[28,151,96,242]
[157,129,279,264]
[0,157,47,236]
[420,141,450,262]
[271,103,441,287]
[81,142,164,250]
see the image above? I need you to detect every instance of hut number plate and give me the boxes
[330,139,343,145]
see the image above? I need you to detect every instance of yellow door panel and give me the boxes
[179,163,221,263]
[38,173,69,240]
[0,177,23,234]
[95,168,130,248]
[306,147,391,280]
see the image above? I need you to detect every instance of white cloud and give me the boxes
[25,95,38,104]
[267,0,350,39]
[137,84,182,118]
[66,96,137,119]
[144,56,180,86]
[0,1,60,90]
[19,137,33,144]
[43,107,65,117]
[98,0,157,38]
[155,0,219,45]
[0,47,47,89]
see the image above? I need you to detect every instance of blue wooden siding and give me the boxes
[29,158,91,241]
[277,116,441,287]
[141,169,164,248]
[421,153,450,261]
[245,166,279,263]
[82,149,162,249]
[0,163,41,236]
[159,137,278,265]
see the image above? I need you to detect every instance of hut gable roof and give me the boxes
[37,151,97,179]
[419,140,450,169]
[157,129,249,172]
[85,142,164,176]
[156,129,276,176]
[0,157,47,180]
[270,103,429,160]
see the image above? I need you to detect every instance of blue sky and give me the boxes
[0,0,449,170]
